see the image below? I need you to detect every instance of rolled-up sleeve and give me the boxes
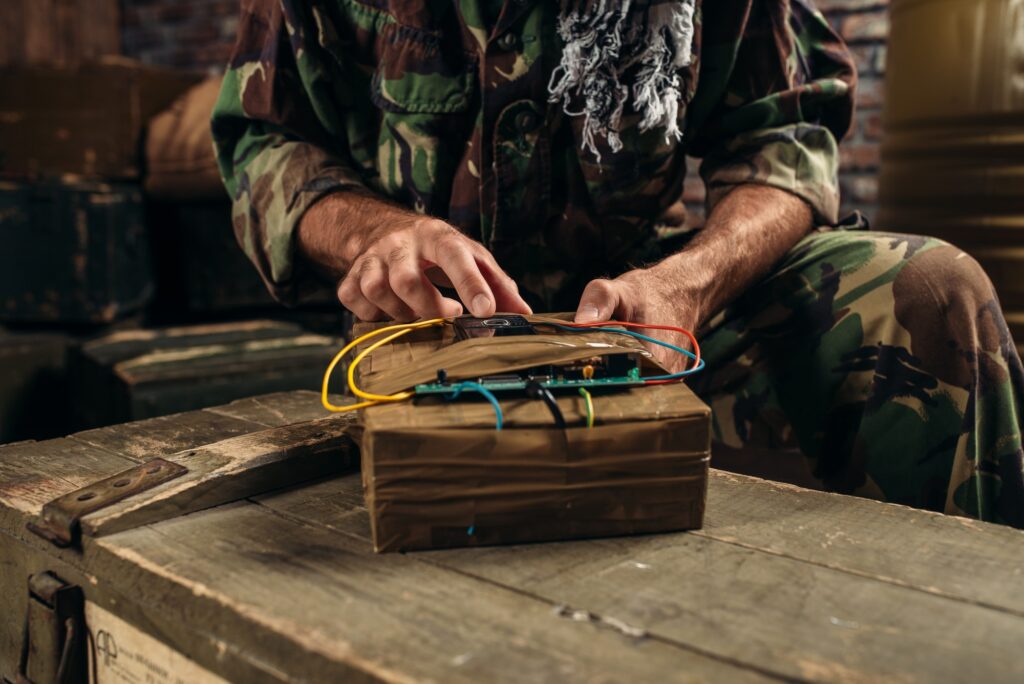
[211,0,368,305]
[686,0,856,225]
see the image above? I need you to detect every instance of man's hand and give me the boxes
[338,217,531,321]
[575,185,815,372]
[298,192,531,321]
[575,268,701,373]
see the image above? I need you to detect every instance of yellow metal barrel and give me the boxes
[878,0,1024,337]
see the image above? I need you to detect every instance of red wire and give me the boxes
[555,320,701,382]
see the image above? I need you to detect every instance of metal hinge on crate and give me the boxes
[26,458,187,548]
[7,573,86,684]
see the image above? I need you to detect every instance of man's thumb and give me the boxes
[574,279,617,323]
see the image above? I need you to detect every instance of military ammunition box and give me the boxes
[0,57,202,180]
[0,0,119,70]
[147,200,279,315]
[147,200,340,318]
[0,392,361,682]
[356,320,712,552]
[71,320,343,429]
[2,391,1023,682]
[0,178,152,323]
[0,330,75,443]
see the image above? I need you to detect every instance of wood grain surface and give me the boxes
[2,390,1023,683]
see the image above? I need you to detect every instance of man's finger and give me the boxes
[388,260,463,318]
[575,279,620,323]
[337,275,385,322]
[436,296,465,318]
[477,257,532,314]
[358,259,415,321]
[425,236,496,317]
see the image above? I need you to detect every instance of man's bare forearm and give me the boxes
[650,184,814,325]
[297,191,421,279]
[573,184,813,369]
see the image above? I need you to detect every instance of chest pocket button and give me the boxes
[514,109,541,134]
[496,32,520,52]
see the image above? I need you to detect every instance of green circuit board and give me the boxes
[414,367,644,395]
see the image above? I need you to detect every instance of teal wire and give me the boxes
[547,323,705,380]
[444,326,701,430]
[447,381,504,430]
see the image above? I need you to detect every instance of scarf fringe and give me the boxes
[549,0,696,161]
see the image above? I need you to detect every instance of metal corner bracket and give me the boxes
[26,458,187,548]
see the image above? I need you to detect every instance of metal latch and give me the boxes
[27,458,187,548]
[11,572,85,684]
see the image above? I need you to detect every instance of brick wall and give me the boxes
[820,0,889,223]
[122,0,238,73]
[120,0,889,222]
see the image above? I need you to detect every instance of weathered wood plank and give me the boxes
[258,468,1024,618]
[251,474,371,539]
[67,390,337,473]
[254,473,1024,683]
[430,531,1024,683]
[71,408,265,462]
[2,525,296,684]
[699,471,1024,616]
[204,390,337,428]
[79,415,358,539]
[0,395,355,546]
[0,438,134,524]
[72,322,341,425]
[90,501,771,683]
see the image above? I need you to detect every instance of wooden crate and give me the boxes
[0,0,120,69]
[0,330,75,443]
[0,178,152,323]
[146,200,341,317]
[71,319,344,429]
[147,200,284,315]
[1,391,1023,682]
[0,57,201,180]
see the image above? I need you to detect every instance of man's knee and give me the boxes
[901,240,996,309]
[892,239,1008,387]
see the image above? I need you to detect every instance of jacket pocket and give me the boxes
[369,23,475,213]
[371,23,474,114]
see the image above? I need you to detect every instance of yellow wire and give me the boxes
[347,326,426,401]
[321,318,445,413]
[578,387,595,428]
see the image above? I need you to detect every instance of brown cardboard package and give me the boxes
[355,317,712,552]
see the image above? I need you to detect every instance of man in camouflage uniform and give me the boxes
[212,0,1024,526]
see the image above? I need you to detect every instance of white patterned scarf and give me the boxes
[549,0,697,160]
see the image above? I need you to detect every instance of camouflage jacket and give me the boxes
[212,0,856,309]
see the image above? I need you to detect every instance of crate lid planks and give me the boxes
[3,391,1024,682]
[71,319,344,429]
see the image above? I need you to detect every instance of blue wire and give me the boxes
[546,323,706,381]
[442,326,701,429]
[447,381,504,430]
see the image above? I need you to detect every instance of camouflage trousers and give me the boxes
[689,229,1024,527]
